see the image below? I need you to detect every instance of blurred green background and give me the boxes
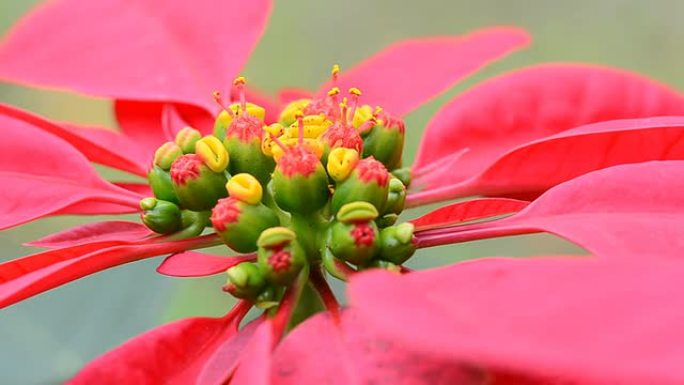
[0,0,682,383]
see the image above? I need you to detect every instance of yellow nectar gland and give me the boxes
[226,173,263,205]
[216,103,266,128]
[195,136,229,172]
[261,123,285,157]
[278,99,311,126]
[327,147,360,182]
[285,114,332,139]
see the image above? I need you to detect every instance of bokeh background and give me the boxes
[0,0,682,383]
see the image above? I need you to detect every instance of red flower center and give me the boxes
[351,223,376,247]
[277,146,320,177]
[227,113,262,142]
[170,154,203,185]
[321,121,363,153]
[356,157,389,186]
[268,248,293,272]
[210,197,242,231]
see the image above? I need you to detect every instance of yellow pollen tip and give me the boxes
[233,76,246,86]
[331,64,340,76]
[226,173,263,205]
[327,87,340,96]
[349,87,362,96]
[327,147,359,182]
[195,136,229,172]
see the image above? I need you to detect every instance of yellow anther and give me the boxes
[327,87,340,97]
[327,147,359,182]
[195,135,229,172]
[278,99,311,126]
[331,64,340,77]
[261,124,284,157]
[348,87,362,96]
[352,105,375,129]
[233,76,246,86]
[226,173,263,205]
[285,114,331,139]
[264,123,285,137]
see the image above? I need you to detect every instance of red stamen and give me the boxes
[227,114,262,141]
[277,146,320,177]
[210,197,242,231]
[169,154,203,185]
[351,223,376,247]
[356,157,389,186]
[233,76,247,112]
[268,247,292,272]
[296,114,304,146]
[347,87,362,123]
[212,91,235,117]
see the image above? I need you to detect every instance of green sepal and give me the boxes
[148,166,179,204]
[172,165,228,211]
[378,223,416,265]
[328,219,380,265]
[272,165,330,214]
[225,262,266,300]
[257,228,307,286]
[391,167,411,187]
[331,170,389,214]
[223,137,275,185]
[140,198,182,234]
[215,201,280,253]
[362,123,405,170]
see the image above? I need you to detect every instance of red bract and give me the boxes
[1,0,684,383]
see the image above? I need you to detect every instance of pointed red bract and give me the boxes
[27,221,154,248]
[156,252,255,277]
[271,310,483,385]
[69,302,251,385]
[0,0,272,109]
[413,64,684,195]
[410,198,529,231]
[0,111,142,230]
[410,115,684,205]
[320,27,530,116]
[0,104,149,176]
[415,161,684,259]
[350,257,684,384]
[0,235,219,308]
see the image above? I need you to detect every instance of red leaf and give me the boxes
[231,320,274,385]
[115,101,215,159]
[0,112,142,230]
[69,301,251,385]
[27,221,154,248]
[271,310,484,385]
[319,27,530,117]
[409,115,684,205]
[156,252,255,277]
[0,103,148,176]
[0,0,272,109]
[0,235,219,308]
[350,257,684,384]
[410,198,529,231]
[412,64,684,196]
[415,161,684,259]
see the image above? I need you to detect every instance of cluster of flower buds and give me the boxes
[138,69,416,303]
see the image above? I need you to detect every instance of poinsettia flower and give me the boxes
[1,0,684,384]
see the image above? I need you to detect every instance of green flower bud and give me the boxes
[148,165,179,204]
[153,142,183,170]
[383,177,407,216]
[391,167,412,187]
[376,213,398,228]
[257,227,306,286]
[175,127,202,154]
[224,262,266,300]
[211,197,279,253]
[140,198,182,234]
[331,157,389,214]
[378,223,416,265]
[328,202,380,265]
[224,136,275,184]
[170,154,228,211]
[271,147,329,214]
[362,113,405,170]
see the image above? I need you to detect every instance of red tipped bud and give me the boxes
[170,154,228,211]
[211,197,279,253]
[257,227,306,285]
[331,157,390,214]
[271,147,329,214]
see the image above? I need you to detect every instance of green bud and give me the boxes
[331,157,389,214]
[271,148,329,214]
[362,116,405,170]
[383,177,407,216]
[365,259,402,273]
[170,154,228,211]
[376,213,398,228]
[211,197,279,253]
[224,262,266,300]
[328,202,380,265]
[175,127,202,154]
[140,198,182,234]
[378,223,416,265]
[257,227,306,285]
[224,136,275,185]
[254,286,280,309]
[148,166,179,204]
[391,167,412,187]
[153,142,183,170]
